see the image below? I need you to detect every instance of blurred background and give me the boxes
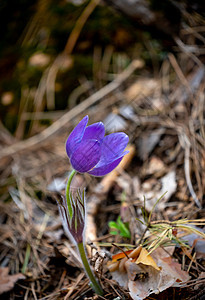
[1,0,204,137]
[0,1,205,299]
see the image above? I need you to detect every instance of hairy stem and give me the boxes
[77,242,103,295]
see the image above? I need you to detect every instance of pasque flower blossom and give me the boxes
[66,115,129,176]
[55,115,129,296]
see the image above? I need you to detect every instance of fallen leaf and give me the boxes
[158,256,190,287]
[0,267,25,295]
[135,248,160,271]
[108,246,190,300]
[112,249,133,262]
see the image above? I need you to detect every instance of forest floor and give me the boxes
[0,1,205,299]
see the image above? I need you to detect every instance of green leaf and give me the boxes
[110,230,118,236]
[108,217,131,238]
[108,221,118,229]
[117,217,131,238]
[136,218,145,225]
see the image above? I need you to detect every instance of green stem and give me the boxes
[21,243,31,274]
[77,242,103,296]
[66,169,76,217]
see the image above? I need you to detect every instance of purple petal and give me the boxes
[88,152,129,176]
[66,116,89,157]
[83,122,105,142]
[70,139,101,173]
[98,132,129,165]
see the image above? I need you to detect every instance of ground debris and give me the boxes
[0,10,205,299]
[0,267,25,295]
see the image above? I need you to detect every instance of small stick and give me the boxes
[111,243,129,259]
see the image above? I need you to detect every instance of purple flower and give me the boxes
[66,115,129,176]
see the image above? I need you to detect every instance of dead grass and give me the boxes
[0,14,205,300]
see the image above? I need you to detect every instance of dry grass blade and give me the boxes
[145,218,205,254]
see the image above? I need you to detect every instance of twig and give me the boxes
[64,0,101,55]
[111,243,129,259]
[0,59,143,160]
[46,0,101,111]
[29,69,48,135]
[64,272,85,300]
[168,53,193,94]
[68,80,93,109]
[174,36,203,67]
[179,133,201,208]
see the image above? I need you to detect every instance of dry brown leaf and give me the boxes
[158,256,190,286]
[0,267,25,295]
[108,246,190,300]
[135,247,160,271]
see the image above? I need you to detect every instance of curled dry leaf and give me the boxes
[0,267,25,295]
[135,247,160,271]
[108,246,190,300]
